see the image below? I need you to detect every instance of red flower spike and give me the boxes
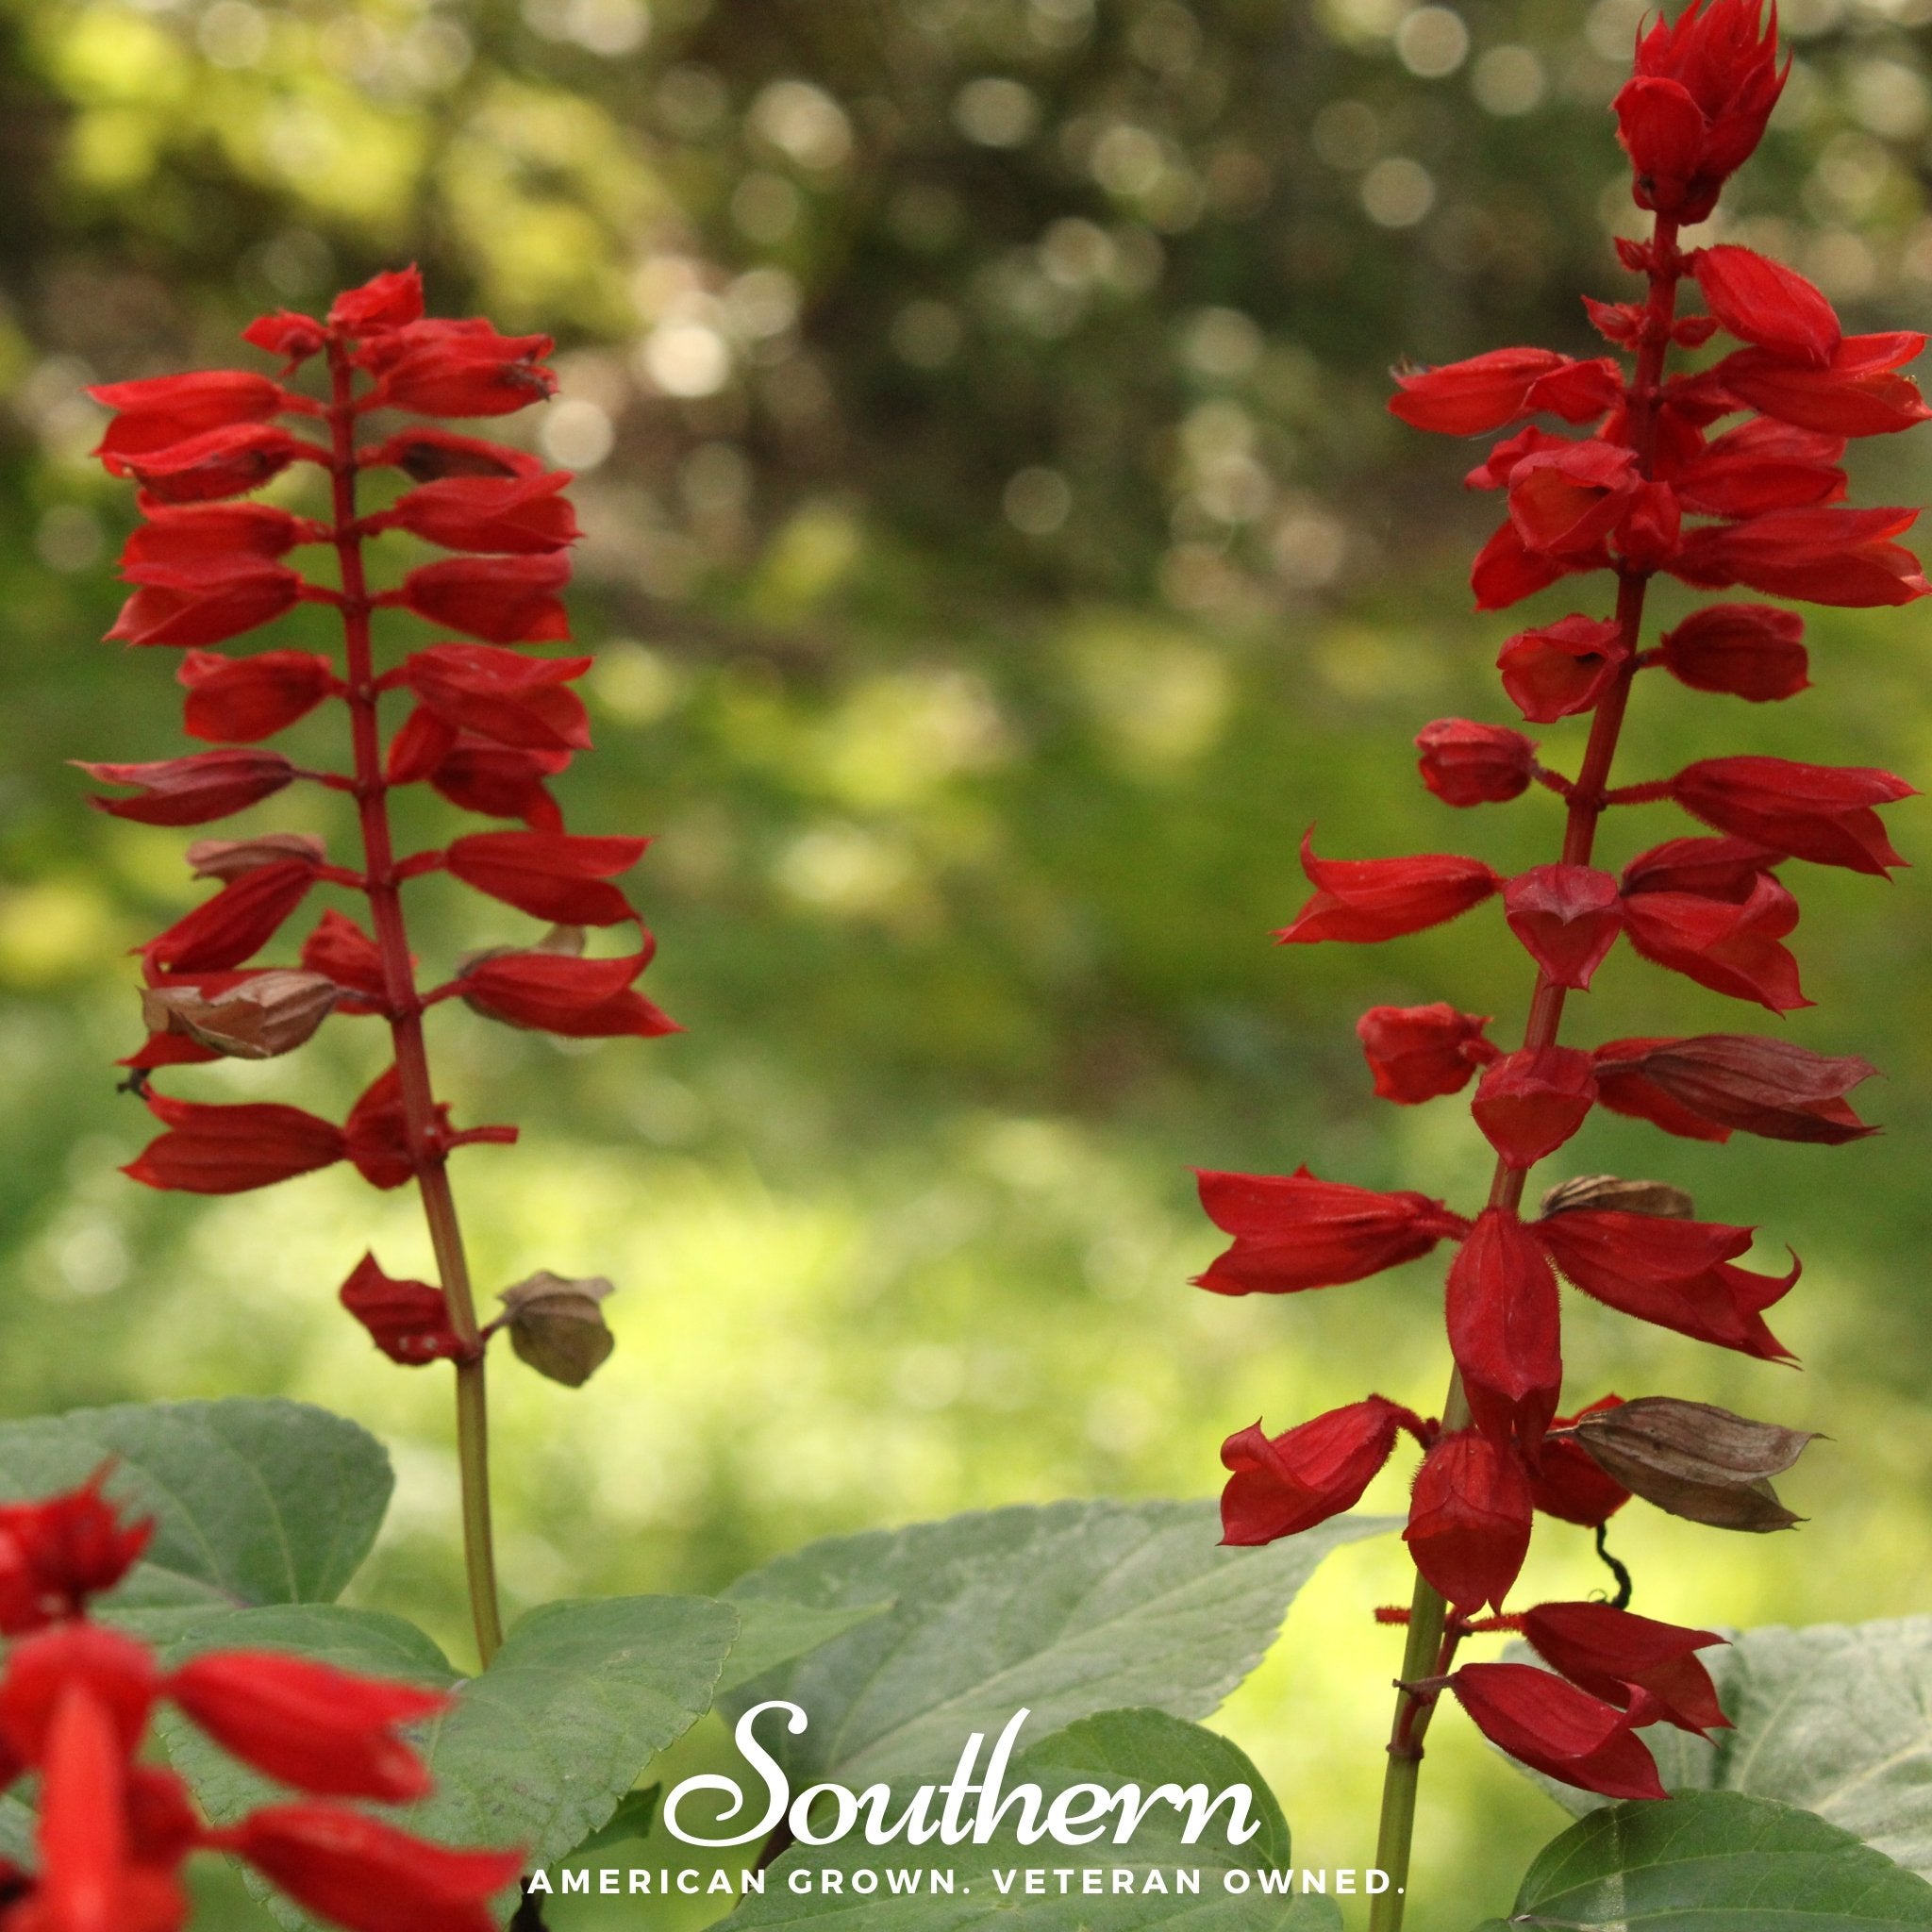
[141,858,319,975]
[1593,1034,1878,1144]
[1497,615,1628,724]
[1275,833,1501,945]
[1522,1600,1729,1736]
[375,474,581,555]
[1449,1662,1667,1801]
[1670,756,1914,875]
[1504,865,1624,990]
[1444,1208,1562,1447]
[299,910,390,1002]
[1710,333,1932,440]
[123,501,311,567]
[108,558,304,650]
[1403,1427,1534,1613]
[339,1254,467,1365]
[78,750,295,827]
[124,1091,345,1194]
[1657,604,1809,702]
[1471,1046,1599,1171]
[1690,246,1840,366]
[1530,1397,1632,1527]
[218,1806,525,1932]
[1673,505,1928,607]
[178,649,338,742]
[360,318,558,418]
[89,371,292,461]
[102,424,317,505]
[0,1474,154,1634]
[401,643,593,752]
[458,942,676,1040]
[0,1623,160,1760]
[168,1650,447,1802]
[1192,1167,1463,1295]
[1389,349,1613,436]
[1356,1003,1495,1104]
[328,266,425,333]
[392,553,572,643]
[362,426,547,482]
[1414,719,1536,807]
[443,829,647,926]
[1220,1396,1420,1546]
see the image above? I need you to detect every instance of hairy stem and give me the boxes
[326,342,506,1666]
[1367,215,1680,1932]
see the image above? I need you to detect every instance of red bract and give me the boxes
[1444,1208,1561,1446]
[399,644,593,752]
[1503,865,1624,990]
[1507,442,1641,559]
[1193,1168,1464,1295]
[1521,1600,1728,1735]
[1657,603,1808,701]
[1389,349,1619,435]
[89,371,293,459]
[1673,505,1928,607]
[391,553,571,642]
[104,424,317,505]
[457,941,676,1040]
[374,474,580,554]
[1219,1396,1421,1545]
[1593,1034,1878,1144]
[1356,1003,1494,1103]
[1275,833,1500,944]
[430,739,569,831]
[328,266,425,332]
[1709,332,1932,439]
[443,829,647,925]
[1449,1662,1667,1800]
[1414,719,1536,807]
[124,1092,344,1194]
[1403,1428,1532,1613]
[142,858,319,975]
[341,1067,516,1191]
[359,319,558,417]
[1670,755,1914,874]
[364,426,546,482]
[299,910,389,1002]
[123,501,312,566]
[1690,246,1838,364]
[78,750,295,826]
[1591,1037,1734,1142]
[1497,616,1627,723]
[1471,1046,1599,1170]
[108,558,305,648]
[338,1253,467,1365]
[178,650,338,741]
[1673,420,1845,520]
[1529,1397,1632,1527]
[1620,850,1808,1012]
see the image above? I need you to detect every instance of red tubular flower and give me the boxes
[1657,603,1808,701]
[1470,519,1599,611]
[1444,1209,1561,1447]
[443,829,645,925]
[338,1254,467,1365]
[1521,1600,1729,1736]
[0,1475,153,1634]
[1275,833,1501,944]
[0,1624,159,1760]
[364,426,547,482]
[399,644,592,752]
[1403,1428,1533,1613]
[1507,442,1641,558]
[1219,1396,1421,1545]
[328,266,425,332]
[1355,1003,1494,1103]
[1709,332,1932,439]
[89,371,294,460]
[458,941,676,1040]
[1673,420,1846,519]
[1592,1034,1877,1144]
[1497,616,1627,723]
[245,309,330,365]
[359,318,558,418]
[1529,1396,1632,1526]
[221,1807,524,1932]
[1673,505,1928,607]
[178,650,338,741]
[1449,1662,1667,1801]
[1192,1167,1463,1295]
[1690,246,1838,365]
[1620,844,1808,1011]
[1389,349,1620,435]
[391,553,571,643]
[167,1651,447,1802]
[104,424,318,505]
[124,1092,345,1194]
[1503,865,1624,990]
[77,750,295,826]
[1414,719,1536,807]
[123,501,312,566]
[141,858,320,975]
[108,559,305,649]
[299,910,389,1002]
[1538,1205,1797,1359]
[1669,755,1914,874]
[430,739,570,831]
[374,474,580,554]
[1471,1046,1598,1170]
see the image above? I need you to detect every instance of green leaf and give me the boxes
[723,1501,1391,1787]
[719,1708,1338,1929]
[0,1796,33,1867]
[162,1595,738,1926]
[1506,1617,1932,1882]
[573,1785,660,1855]
[0,1398,391,1614]
[719,1597,896,1698]
[1475,1790,1932,1929]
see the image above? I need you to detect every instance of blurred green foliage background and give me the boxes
[3,0,1932,1923]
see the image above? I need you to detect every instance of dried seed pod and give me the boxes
[1566,1395,1816,1532]
[142,970,341,1059]
[497,1270,615,1387]
[185,832,328,881]
[1539,1174,1695,1220]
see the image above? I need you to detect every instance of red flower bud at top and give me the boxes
[300,910,389,1002]
[168,1650,447,1802]
[458,941,675,1041]
[108,558,305,649]
[1496,615,1627,724]
[375,474,580,555]
[1530,1396,1632,1526]
[339,1254,467,1365]
[1690,246,1839,365]
[0,1623,159,1761]
[1445,1208,1562,1447]
[1388,350,1617,436]
[328,266,425,334]
[443,829,648,926]
[1192,1167,1463,1295]
[1657,604,1808,702]
[1356,1003,1494,1103]
[1670,755,1914,874]
[77,750,295,826]
[1711,333,1932,440]
[363,427,547,483]
[1507,442,1641,558]
[89,372,292,461]
[391,553,571,643]
[122,501,311,567]
[0,1475,153,1635]
[1593,1034,1878,1144]
[178,649,338,743]
[1471,1046,1599,1171]
[1673,505,1928,607]
[1522,1600,1729,1736]
[1219,1396,1421,1546]
[399,645,592,753]
[1673,419,1846,520]
[1504,865,1624,990]
[142,858,320,976]
[124,1091,345,1195]
[1275,832,1501,945]
[103,424,317,505]
[218,1805,525,1932]
[359,318,558,418]
[1414,719,1536,807]
[1403,1427,1533,1612]
[1449,1661,1667,1801]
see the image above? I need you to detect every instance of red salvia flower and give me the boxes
[1355,1003,1495,1104]
[0,1624,159,1760]
[1669,755,1914,874]
[1506,441,1641,559]
[1470,1046,1599,1170]
[364,425,547,482]
[122,501,313,567]
[78,751,296,826]
[1657,602,1808,701]
[391,553,572,643]
[397,644,593,752]
[1620,859,1808,1012]
[1444,1208,1562,1447]
[372,474,580,554]
[103,424,319,505]
[442,829,647,925]
[456,941,676,1040]
[1389,349,1620,436]
[108,558,306,649]
[1497,615,1627,723]
[1503,865,1624,990]
[1219,1397,1423,1546]
[0,1474,153,1634]
[1672,420,1845,520]
[88,372,295,460]
[1414,719,1536,807]
[1673,504,1929,607]
[1449,1662,1667,1801]
[1275,833,1501,944]
[1403,1428,1533,1613]
[1192,1168,1464,1295]
[141,858,320,976]
[1706,331,1932,440]
[1689,245,1838,364]
[1591,1037,1735,1142]
[124,1091,346,1194]
[1521,1600,1729,1735]
[429,739,570,831]
[328,267,425,332]
[178,650,339,741]
[338,1254,468,1365]
[358,319,559,418]
[1528,1396,1632,1527]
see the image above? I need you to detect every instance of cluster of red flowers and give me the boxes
[85,266,671,1367]
[0,1473,518,1932]
[1194,0,1920,1803]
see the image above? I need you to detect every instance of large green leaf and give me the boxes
[1474,1790,1932,1929]
[1507,1618,1932,1882]
[0,1399,391,1613]
[718,1708,1338,1929]
[722,1501,1391,1787]
[719,1596,896,1699]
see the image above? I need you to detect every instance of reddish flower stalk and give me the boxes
[88,268,673,1666]
[1188,5,1924,1921]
